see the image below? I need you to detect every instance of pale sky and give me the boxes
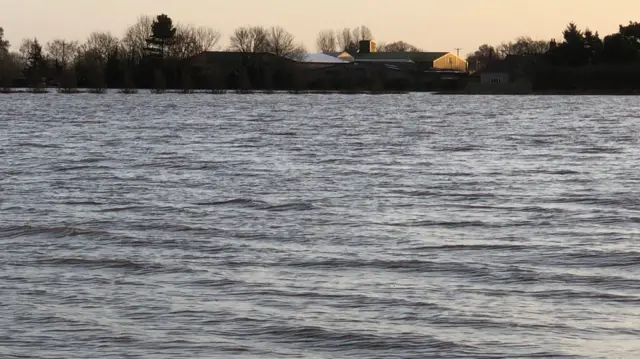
[1,0,637,55]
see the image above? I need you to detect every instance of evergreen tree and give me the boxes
[619,21,640,48]
[146,14,177,58]
[584,29,604,64]
[23,39,48,90]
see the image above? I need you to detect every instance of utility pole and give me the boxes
[454,48,463,57]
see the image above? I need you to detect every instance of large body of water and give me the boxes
[1,93,639,359]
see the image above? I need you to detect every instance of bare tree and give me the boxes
[285,44,307,62]
[337,28,357,52]
[229,26,268,52]
[379,41,420,52]
[83,32,120,63]
[265,26,294,56]
[497,36,550,57]
[19,38,35,62]
[170,24,222,58]
[122,15,153,60]
[336,26,374,52]
[352,25,373,41]
[46,39,79,68]
[316,30,337,52]
[265,26,307,61]
[170,25,199,59]
[194,26,222,51]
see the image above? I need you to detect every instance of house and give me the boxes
[478,55,540,85]
[463,55,540,94]
[352,40,468,72]
[479,60,511,85]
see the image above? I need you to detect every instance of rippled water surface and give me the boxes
[1,93,639,359]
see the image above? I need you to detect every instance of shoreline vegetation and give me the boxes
[0,88,412,95]
[1,15,640,95]
[3,88,638,96]
[435,89,640,96]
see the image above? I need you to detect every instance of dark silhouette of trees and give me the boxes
[170,25,221,59]
[530,22,640,92]
[83,32,120,63]
[119,67,138,93]
[151,68,166,93]
[46,39,79,69]
[545,23,604,66]
[0,27,9,57]
[229,25,305,60]
[5,10,640,94]
[265,26,306,61]
[46,39,79,88]
[583,29,604,63]
[602,33,638,63]
[560,23,590,66]
[601,21,640,62]
[379,41,420,52]
[21,38,48,89]
[466,44,501,72]
[337,28,357,53]
[497,36,549,57]
[352,26,374,42]
[58,67,79,93]
[337,26,374,52]
[204,66,225,94]
[619,22,640,42]
[122,15,153,61]
[235,68,252,93]
[147,14,177,58]
[0,53,20,91]
[316,30,337,52]
[229,26,268,52]
[76,49,107,92]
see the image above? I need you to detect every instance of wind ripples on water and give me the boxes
[1,93,639,359]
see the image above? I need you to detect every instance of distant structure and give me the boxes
[358,40,377,54]
[346,39,467,72]
[304,53,348,63]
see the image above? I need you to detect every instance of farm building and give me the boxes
[352,40,468,72]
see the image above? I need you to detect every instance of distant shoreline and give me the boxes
[0,88,413,95]
[3,88,639,96]
[434,90,640,96]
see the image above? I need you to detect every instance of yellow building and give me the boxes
[354,51,468,72]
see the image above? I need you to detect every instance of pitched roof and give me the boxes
[304,53,348,63]
[354,52,450,63]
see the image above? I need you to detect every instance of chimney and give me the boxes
[359,40,376,54]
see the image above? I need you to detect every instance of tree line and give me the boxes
[0,14,223,91]
[0,14,342,91]
[464,21,640,92]
[466,21,640,71]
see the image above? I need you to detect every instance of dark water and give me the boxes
[1,93,639,359]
